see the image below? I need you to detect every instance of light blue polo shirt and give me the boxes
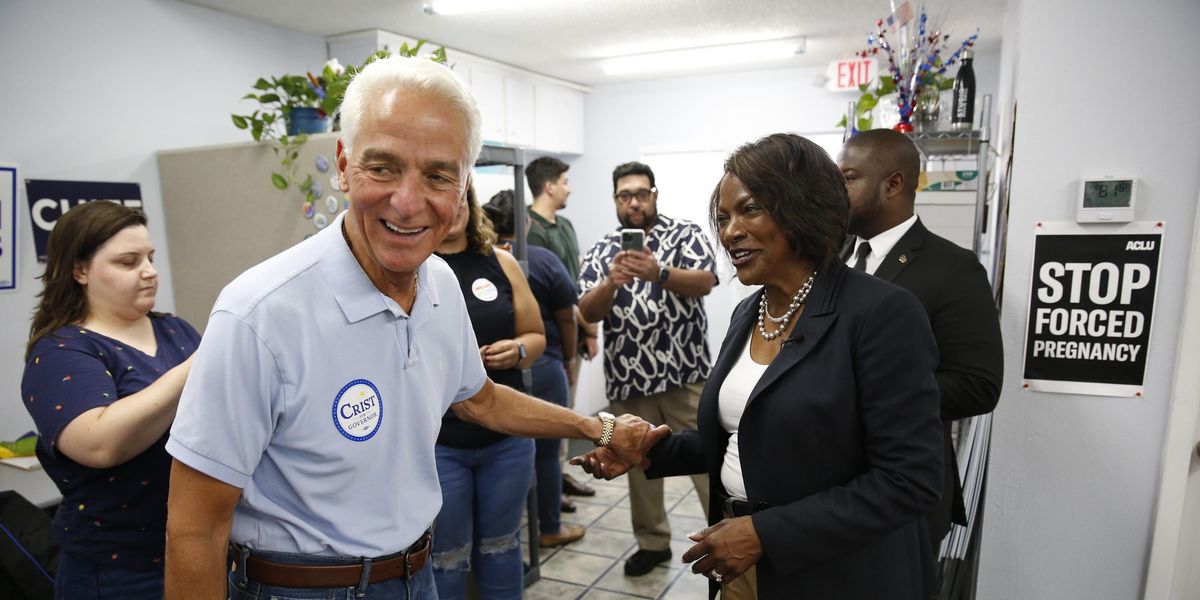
[167,211,486,558]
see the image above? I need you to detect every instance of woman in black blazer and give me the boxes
[574,134,944,599]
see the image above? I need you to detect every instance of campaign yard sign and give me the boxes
[24,180,143,262]
[1022,221,1164,397]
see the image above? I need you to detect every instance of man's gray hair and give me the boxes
[339,55,482,164]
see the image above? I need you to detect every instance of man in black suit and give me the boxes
[837,129,1003,552]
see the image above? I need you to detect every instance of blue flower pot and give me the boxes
[287,107,329,135]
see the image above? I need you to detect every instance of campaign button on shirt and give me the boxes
[471,278,499,302]
[332,379,383,441]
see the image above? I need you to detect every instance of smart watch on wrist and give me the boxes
[596,411,616,447]
[658,266,670,283]
[517,341,527,363]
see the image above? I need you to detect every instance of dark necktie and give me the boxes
[852,241,872,272]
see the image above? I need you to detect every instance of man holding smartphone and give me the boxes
[578,161,718,576]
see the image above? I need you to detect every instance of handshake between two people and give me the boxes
[570,415,764,586]
[571,413,668,480]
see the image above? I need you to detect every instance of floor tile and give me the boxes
[591,506,634,533]
[566,526,637,558]
[539,549,618,587]
[561,499,612,526]
[524,577,588,600]
[593,565,676,598]
[667,513,709,541]
[580,589,644,600]
[661,569,711,599]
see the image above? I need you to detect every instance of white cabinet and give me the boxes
[467,63,507,145]
[504,77,536,147]
[534,83,585,154]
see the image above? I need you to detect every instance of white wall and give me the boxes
[0,0,326,440]
[979,0,1200,597]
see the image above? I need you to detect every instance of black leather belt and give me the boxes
[723,495,768,518]
[237,530,432,588]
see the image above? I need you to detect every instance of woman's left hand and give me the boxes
[682,516,764,584]
[481,340,521,370]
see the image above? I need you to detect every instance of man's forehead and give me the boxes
[616,174,652,189]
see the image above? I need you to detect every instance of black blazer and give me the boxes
[844,218,1004,542]
[646,262,943,599]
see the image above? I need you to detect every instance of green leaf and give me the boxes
[301,174,313,191]
[231,114,248,129]
[251,122,263,141]
[836,115,847,128]
[254,77,271,90]
[433,47,447,64]
[258,93,280,103]
[242,93,259,100]
[271,173,288,189]
[857,117,873,131]
[858,82,870,93]
[856,93,879,114]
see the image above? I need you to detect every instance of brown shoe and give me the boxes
[560,496,577,513]
[539,524,586,547]
[563,473,596,497]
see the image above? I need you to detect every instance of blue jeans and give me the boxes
[227,547,437,600]
[432,436,534,600]
[55,551,162,600]
[531,356,569,534]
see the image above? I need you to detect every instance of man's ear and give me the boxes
[335,138,350,193]
[884,171,907,198]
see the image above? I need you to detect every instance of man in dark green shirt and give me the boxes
[525,156,598,503]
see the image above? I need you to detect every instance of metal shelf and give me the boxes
[906,129,985,157]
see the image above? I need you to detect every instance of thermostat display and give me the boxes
[1077,177,1137,223]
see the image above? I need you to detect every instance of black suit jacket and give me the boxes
[843,218,1004,543]
[646,263,943,599]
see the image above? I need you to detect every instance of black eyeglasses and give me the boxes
[614,188,656,204]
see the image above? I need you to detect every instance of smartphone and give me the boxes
[620,228,645,252]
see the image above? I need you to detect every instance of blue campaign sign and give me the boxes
[24,180,143,262]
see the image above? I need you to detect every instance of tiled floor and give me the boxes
[520,457,712,600]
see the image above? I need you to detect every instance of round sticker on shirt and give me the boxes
[332,379,383,442]
[471,278,498,302]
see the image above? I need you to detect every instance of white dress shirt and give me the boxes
[845,214,918,275]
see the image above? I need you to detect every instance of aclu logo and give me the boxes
[1125,240,1155,251]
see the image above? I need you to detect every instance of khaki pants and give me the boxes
[718,508,759,599]
[559,354,585,464]
[611,382,710,551]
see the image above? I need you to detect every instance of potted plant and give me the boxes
[232,41,447,204]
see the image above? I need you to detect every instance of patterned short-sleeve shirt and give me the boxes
[579,214,717,402]
[21,314,200,570]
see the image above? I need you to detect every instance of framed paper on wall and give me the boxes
[0,164,17,292]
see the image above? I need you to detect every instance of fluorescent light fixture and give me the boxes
[601,38,805,77]
[424,0,566,16]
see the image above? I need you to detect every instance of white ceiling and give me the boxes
[178,0,1006,85]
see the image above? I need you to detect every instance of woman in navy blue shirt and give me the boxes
[21,201,199,599]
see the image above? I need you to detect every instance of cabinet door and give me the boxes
[504,76,535,147]
[533,83,563,153]
[559,88,584,154]
[470,64,506,145]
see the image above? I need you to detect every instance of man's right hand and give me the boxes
[571,414,670,479]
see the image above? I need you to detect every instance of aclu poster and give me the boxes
[24,180,143,262]
[1022,221,1164,396]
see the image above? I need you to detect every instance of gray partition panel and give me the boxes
[157,134,341,331]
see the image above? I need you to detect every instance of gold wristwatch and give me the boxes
[596,411,616,447]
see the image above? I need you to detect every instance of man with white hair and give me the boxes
[162,56,665,600]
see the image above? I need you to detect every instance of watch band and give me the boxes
[658,266,670,283]
[596,411,616,447]
[517,341,527,362]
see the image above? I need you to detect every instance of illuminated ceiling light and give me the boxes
[423,0,566,16]
[600,38,806,77]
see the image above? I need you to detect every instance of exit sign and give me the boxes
[826,58,878,92]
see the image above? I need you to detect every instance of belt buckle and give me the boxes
[723,495,736,517]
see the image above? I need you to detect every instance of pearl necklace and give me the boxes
[756,271,817,341]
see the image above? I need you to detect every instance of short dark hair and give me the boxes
[27,201,149,360]
[845,128,921,196]
[525,157,569,197]
[612,161,656,193]
[483,190,516,237]
[710,133,848,267]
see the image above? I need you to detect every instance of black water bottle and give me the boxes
[951,50,976,130]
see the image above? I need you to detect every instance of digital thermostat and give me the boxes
[1076,176,1137,223]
